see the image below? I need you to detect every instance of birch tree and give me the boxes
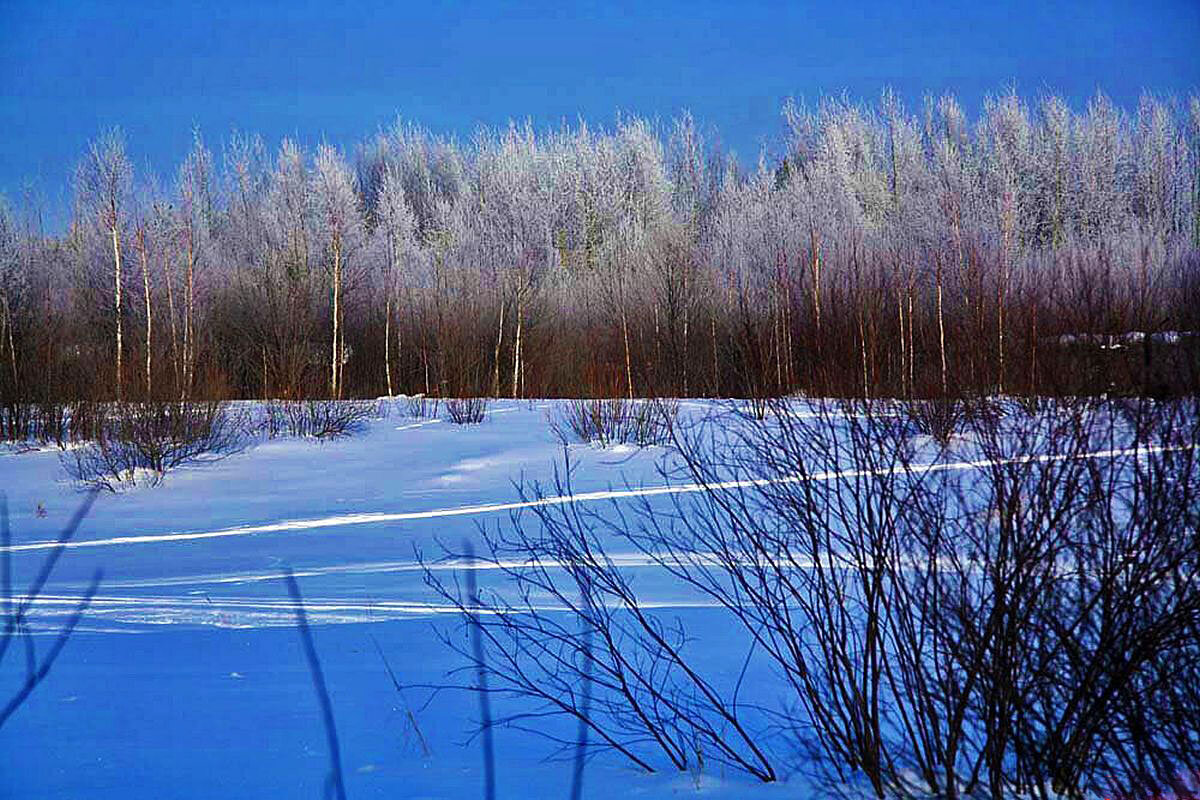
[980,89,1032,392]
[176,131,213,398]
[75,129,133,400]
[258,139,316,397]
[373,166,419,396]
[8,89,1199,405]
[312,144,364,399]
[0,199,21,394]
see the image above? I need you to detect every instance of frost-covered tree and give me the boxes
[6,88,1197,403]
[373,165,420,396]
[312,144,364,399]
[74,129,134,400]
[0,198,21,390]
[174,130,214,397]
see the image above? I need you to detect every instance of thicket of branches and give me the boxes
[1,88,1198,408]
[62,400,248,490]
[424,396,1200,799]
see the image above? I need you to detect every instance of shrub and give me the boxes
[428,397,1200,797]
[403,394,440,419]
[63,401,249,490]
[262,399,379,439]
[422,491,777,783]
[904,397,965,446]
[445,397,488,425]
[0,401,70,447]
[67,400,109,443]
[552,398,677,447]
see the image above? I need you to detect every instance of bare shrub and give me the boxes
[35,402,70,448]
[444,397,488,425]
[666,397,1200,799]
[62,401,249,490]
[67,401,109,443]
[0,402,30,444]
[404,394,441,419]
[0,401,71,447]
[419,483,778,782]
[552,398,678,447]
[1013,392,1054,416]
[997,398,1200,800]
[904,397,965,446]
[0,401,156,450]
[260,401,287,439]
[262,399,379,439]
[426,397,1200,797]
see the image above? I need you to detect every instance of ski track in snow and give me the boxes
[9,441,1190,630]
[2,441,1185,555]
[21,588,727,630]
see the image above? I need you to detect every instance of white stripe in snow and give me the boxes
[1,443,1189,554]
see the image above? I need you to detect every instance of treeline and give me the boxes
[1,88,1198,405]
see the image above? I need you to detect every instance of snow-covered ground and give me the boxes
[0,397,1175,798]
[0,399,796,799]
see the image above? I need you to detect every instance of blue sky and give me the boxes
[1,0,1198,226]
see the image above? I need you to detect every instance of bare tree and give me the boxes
[6,89,1196,403]
[373,166,418,396]
[75,129,133,400]
[175,130,212,398]
[312,145,364,399]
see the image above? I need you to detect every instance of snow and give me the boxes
[0,399,784,798]
[1049,330,1197,348]
[0,397,1174,797]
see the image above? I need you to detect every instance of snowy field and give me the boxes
[0,399,805,799]
[0,397,1187,799]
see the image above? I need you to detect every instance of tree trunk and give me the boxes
[493,297,505,397]
[111,225,124,401]
[0,296,16,387]
[907,288,915,395]
[998,190,1013,395]
[859,311,870,399]
[161,252,181,397]
[1030,306,1039,396]
[337,302,346,400]
[897,289,907,398]
[395,309,402,395]
[772,282,782,393]
[653,303,661,387]
[783,274,794,390]
[621,305,634,400]
[936,254,948,396]
[998,260,1008,395]
[330,234,342,399]
[384,295,393,397]
[184,231,195,398]
[710,311,719,397]
[682,307,690,397]
[809,226,822,335]
[138,230,153,399]
[511,294,523,400]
